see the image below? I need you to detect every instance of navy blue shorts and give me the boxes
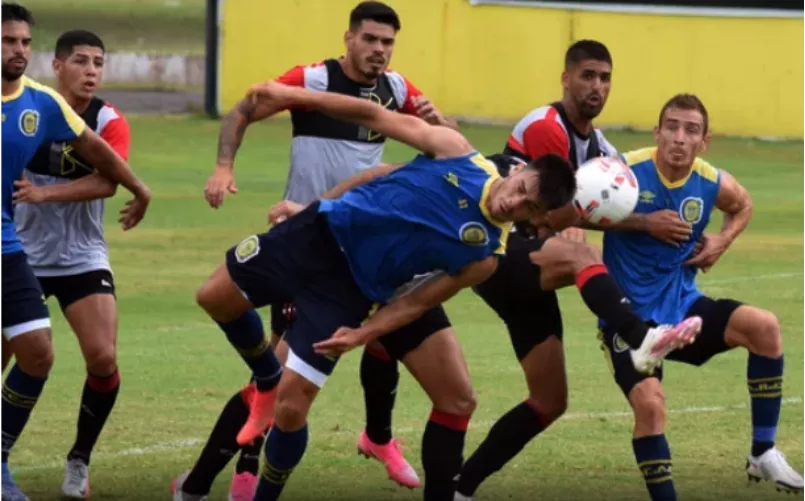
[2,251,50,339]
[225,202,373,387]
[599,295,742,396]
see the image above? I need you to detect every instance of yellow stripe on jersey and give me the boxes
[624,146,717,189]
[470,153,512,255]
[691,157,719,184]
[623,147,655,167]
[23,77,87,137]
[1,79,25,102]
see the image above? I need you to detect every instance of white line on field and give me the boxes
[700,272,802,285]
[15,397,802,473]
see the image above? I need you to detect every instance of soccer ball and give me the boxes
[573,156,639,224]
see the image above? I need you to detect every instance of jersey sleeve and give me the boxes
[397,77,423,116]
[273,65,308,112]
[41,88,86,142]
[100,110,131,160]
[520,119,569,161]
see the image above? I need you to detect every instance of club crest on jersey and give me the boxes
[679,196,704,224]
[235,235,260,263]
[19,109,39,137]
[459,222,489,246]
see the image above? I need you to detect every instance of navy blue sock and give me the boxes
[2,365,47,462]
[747,353,783,457]
[633,434,676,501]
[254,424,309,500]
[218,310,282,391]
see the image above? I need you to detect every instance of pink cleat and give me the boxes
[237,387,277,446]
[227,471,258,501]
[357,430,420,489]
[631,316,703,374]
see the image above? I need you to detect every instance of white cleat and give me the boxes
[171,472,208,501]
[62,458,90,499]
[630,316,702,374]
[747,448,804,494]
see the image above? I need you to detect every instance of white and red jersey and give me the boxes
[16,97,130,276]
[273,58,424,203]
[503,103,616,170]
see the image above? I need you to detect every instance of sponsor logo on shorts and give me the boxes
[235,235,261,263]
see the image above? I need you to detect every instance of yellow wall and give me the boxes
[218,0,803,138]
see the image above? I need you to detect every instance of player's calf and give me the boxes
[627,379,676,500]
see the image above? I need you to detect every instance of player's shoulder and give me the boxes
[19,76,64,106]
[621,147,657,168]
[516,104,562,127]
[691,156,719,183]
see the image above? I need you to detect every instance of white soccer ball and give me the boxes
[573,156,639,224]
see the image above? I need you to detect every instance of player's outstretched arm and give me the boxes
[13,172,116,204]
[70,129,151,230]
[312,257,499,357]
[249,82,472,158]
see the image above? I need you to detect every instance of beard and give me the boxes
[2,59,27,81]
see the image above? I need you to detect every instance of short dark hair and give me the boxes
[349,1,400,31]
[658,93,709,135]
[528,153,577,211]
[565,40,611,69]
[2,2,34,25]
[55,30,105,59]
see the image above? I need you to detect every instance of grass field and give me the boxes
[7,116,804,501]
[23,0,205,54]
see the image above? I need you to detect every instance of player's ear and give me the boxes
[652,125,660,144]
[561,70,569,91]
[51,58,62,76]
[698,131,712,154]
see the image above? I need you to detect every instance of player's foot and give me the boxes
[630,316,702,374]
[746,447,804,493]
[1,462,30,501]
[227,471,258,501]
[171,472,208,501]
[62,458,91,499]
[236,387,278,446]
[357,429,420,488]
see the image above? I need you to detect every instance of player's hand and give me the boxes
[267,200,305,225]
[645,209,692,246]
[412,96,447,126]
[684,233,729,272]
[205,167,238,209]
[118,186,152,230]
[12,178,46,204]
[558,227,586,243]
[313,326,368,357]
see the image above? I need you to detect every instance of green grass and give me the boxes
[8,117,804,501]
[24,0,205,55]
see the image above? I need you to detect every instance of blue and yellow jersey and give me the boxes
[2,76,86,254]
[602,147,721,326]
[319,152,512,302]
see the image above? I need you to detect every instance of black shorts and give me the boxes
[473,232,563,361]
[38,269,116,312]
[226,202,373,387]
[2,251,50,340]
[377,305,452,360]
[599,295,742,396]
[270,302,294,337]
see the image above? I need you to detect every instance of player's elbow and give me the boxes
[99,179,117,198]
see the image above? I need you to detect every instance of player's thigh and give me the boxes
[598,325,662,400]
[667,296,743,366]
[2,252,54,376]
[721,303,781,356]
[529,236,602,291]
[401,327,475,416]
[377,305,451,362]
[196,263,255,322]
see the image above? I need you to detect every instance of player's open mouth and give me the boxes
[82,82,97,91]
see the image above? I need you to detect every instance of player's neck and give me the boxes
[561,98,594,136]
[655,157,691,183]
[339,58,377,86]
[59,86,91,114]
[2,77,22,98]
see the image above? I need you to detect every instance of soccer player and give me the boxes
[194,79,577,501]
[1,4,151,501]
[595,94,803,498]
[12,30,130,499]
[176,3,454,499]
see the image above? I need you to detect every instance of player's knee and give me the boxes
[12,330,54,378]
[569,241,603,273]
[629,382,667,431]
[747,309,782,357]
[273,396,310,432]
[84,345,117,377]
[434,386,477,417]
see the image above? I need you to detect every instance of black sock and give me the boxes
[236,434,265,475]
[457,400,549,496]
[360,347,399,445]
[422,410,470,501]
[633,434,676,501]
[2,364,47,462]
[576,264,647,348]
[217,310,282,392]
[182,391,249,495]
[254,424,309,501]
[67,369,121,465]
